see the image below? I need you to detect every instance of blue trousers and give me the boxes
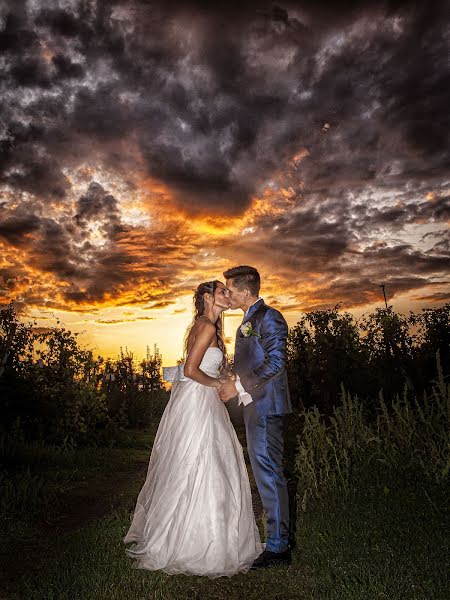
[243,403,290,552]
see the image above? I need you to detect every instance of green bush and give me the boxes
[288,303,450,412]
[295,352,450,511]
[0,305,167,447]
[125,388,169,428]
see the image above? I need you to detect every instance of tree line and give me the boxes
[287,303,450,413]
[1,301,449,446]
[0,304,168,447]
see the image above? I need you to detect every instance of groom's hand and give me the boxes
[219,380,238,402]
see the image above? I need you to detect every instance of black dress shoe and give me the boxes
[250,548,292,569]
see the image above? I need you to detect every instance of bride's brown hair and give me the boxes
[184,281,228,371]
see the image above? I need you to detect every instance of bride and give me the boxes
[123,280,263,577]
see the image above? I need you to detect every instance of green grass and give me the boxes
[0,428,155,599]
[297,473,449,600]
[0,427,155,516]
[5,470,447,600]
[2,417,449,600]
[17,507,306,600]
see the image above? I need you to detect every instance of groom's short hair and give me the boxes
[223,265,260,296]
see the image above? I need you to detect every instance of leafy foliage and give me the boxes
[0,304,168,447]
[287,302,450,412]
[295,352,450,510]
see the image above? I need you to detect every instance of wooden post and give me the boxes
[379,283,388,310]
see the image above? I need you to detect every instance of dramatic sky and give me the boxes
[0,0,449,363]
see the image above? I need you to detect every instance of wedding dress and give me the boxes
[124,347,263,577]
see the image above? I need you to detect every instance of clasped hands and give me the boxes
[215,372,239,402]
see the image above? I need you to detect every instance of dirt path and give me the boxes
[43,458,150,534]
[1,458,150,599]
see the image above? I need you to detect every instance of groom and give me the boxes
[219,265,292,568]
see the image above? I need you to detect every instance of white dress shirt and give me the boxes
[235,297,262,406]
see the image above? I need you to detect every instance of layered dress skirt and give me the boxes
[123,348,263,577]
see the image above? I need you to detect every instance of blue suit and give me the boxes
[234,299,291,553]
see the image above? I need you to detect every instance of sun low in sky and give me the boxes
[0,1,449,365]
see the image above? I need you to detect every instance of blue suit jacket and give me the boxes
[234,299,292,417]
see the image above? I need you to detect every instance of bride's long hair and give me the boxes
[183,281,228,371]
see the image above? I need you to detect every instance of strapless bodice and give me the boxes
[162,347,223,382]
[197,347,223,377]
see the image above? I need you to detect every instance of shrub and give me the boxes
[287,302,450,411]
[295,352,449,511]
[0,305,167,447]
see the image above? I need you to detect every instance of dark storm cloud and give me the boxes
[0,211,41,245]
[0,0,449,313]
[75,181,124,238]
[349,192,450,233]
[225,190,449,310]
[0,175,208,308]
[0,184,108,280]
[1,0,448,213]
[414,291,450,302]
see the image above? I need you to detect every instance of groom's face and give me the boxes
[226,279,246,310]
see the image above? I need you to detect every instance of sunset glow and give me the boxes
[1,1,449,365]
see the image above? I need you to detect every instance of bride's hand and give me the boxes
[213,379,227,390]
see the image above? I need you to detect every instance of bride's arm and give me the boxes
[183,321,224,388]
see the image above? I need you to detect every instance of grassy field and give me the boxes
[297,473,448,600]
[0,429,153,599]
[7,472,449,600]
[2,423,448,600]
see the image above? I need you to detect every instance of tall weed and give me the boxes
[296,353,449,510]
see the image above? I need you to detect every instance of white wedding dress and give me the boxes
[124,347,263,577]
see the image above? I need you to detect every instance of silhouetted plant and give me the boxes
[409,302,450,389]
[287,304,369,412]
[287,303,449,411]
[295,352,449,510]
[0,305,167,446]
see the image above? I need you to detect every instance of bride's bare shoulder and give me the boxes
[193,316,215,331]
[186,318,215,352]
